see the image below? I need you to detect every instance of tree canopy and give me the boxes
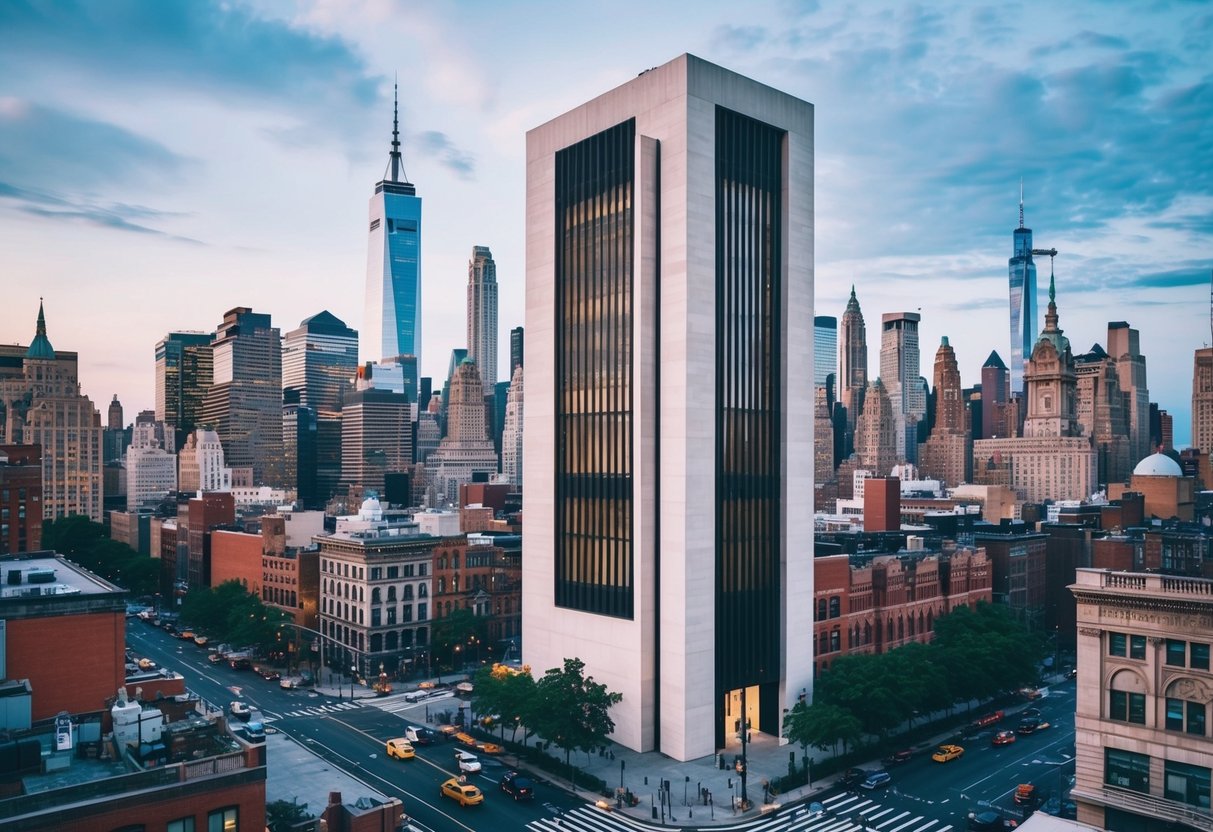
[180,580,290,655]
[529,658,622,777]
[471,662,538,742]
[42,515,159,596]
[431,607,489,670]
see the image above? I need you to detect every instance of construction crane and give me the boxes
[1031,247,1058,273]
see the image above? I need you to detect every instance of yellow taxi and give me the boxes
[441,778,484,806]
[477,742,504,755]
[932,744,965,763]
[385,738,415,760]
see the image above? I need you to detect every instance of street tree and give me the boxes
[472,663,538,742]
[430,608,488,671]
[42,515,159,595]
[180,580,289,655]
[783,701,862,763]
[531,658,622,784]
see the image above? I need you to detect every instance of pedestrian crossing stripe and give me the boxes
[279,702,365,717]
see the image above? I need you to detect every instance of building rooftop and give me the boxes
[1132,452,1184,478]
[0,554,125,601]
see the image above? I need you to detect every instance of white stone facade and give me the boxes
[523,54,814,762]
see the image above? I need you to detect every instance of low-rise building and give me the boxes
[0,445,42,554]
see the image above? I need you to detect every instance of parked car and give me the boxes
[860,770,892,790]
[970,710,1004,730]
[932,744,965,763]
[208,652,224,664]
[992,730,1017,746]
[193,635,209,647]
[229,701,252,721]
[257,668,280,681]
[454,750,482,773]
[477,742,503,755]
[385,738,415,760]
[500,771,535,800]
[883,749,913,765]
[441,778,484,807]
[229,657,253,671]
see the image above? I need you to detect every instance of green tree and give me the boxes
[471,663,538,742]
[265,799,313,832]
[180,580,289,655]
[783,701,862,763]
[934,602,1043,707]
[816,652,908,739]
[42,515,159,595]
[431,607,488,670]
[531,658,622,784]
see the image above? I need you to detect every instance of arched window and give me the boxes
[437,578,446,594]
[372,587,381,604]
[1109,669,1148,724]
[453,574,460,593]
[453,554,460,570]
[370,633,383,652]
[439,557,447,571]
[864,620,872,645]
[388,586,397,602]
[886,619,894,642]
[1164,678,1208,736]
[897,617,904,641]
[418,584,428,598]
[907,615,915,637]
[386,631,398,651]
[829,596,840,618]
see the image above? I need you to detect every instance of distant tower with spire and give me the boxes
[838,285,869,447]
[363,82,423,395]
[1008,180,1038,399]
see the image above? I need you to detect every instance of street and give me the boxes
[127,619,1076,832]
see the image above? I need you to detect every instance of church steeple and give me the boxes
[26,298,55,360]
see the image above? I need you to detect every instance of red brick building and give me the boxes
[812,545,993,676]
[182,491,235,592]
[975,530,1047,626]
[863,477,900,532]
[431,532,522,650]
[0,444,42,554]
[210,528,262,593]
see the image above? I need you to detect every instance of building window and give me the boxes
[1109,690,1146,724]
[1167,639,1187,667]
[1108,632,1126,657]
[830,627,841,653]
[207,807,238,832]
[1164,760,1211,809]
[388,566,399,579]
[1129,634,1146,660]
[1193,642,1210,671]
[167,820,195,832]
[1105,748,1150,793]
[829,597,841,619]
[816,599,826,622]
[418,603,427,620]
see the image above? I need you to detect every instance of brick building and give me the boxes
[182,491,235,592]
[975,529,1048,628]
[431,532,522,650]
[0,444,41,554]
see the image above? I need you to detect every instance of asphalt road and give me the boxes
[126,619,585,832]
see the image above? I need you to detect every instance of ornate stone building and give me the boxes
[856,378,897,477]
[1071,568,1213,830]
[919,336,971,488]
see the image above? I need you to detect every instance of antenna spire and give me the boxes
[389,80,401,183]
[1018,178,1024,229]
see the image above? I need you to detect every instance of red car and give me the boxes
[992,730,1017,746]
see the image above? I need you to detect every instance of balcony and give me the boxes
[1073,785,1213,831]
[1073,568,1213,601]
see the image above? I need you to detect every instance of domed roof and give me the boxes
[26,300,55,360]
[1133,453,1183,478]
[358,495,384,521]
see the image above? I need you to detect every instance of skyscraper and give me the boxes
[979,350,1010,439]
[1106,321,1150,465]
[510,326,524,376]
[839,286,868,440]
[155,331,213,447]
[0,302,104,521]
[363,86,422,377]
[199,307,283,486]
[107,395,123,430]
[856,378,897,477]
[879,311,924,462]
[466,246,499,396]
[814,315,837,391]
[283,311,358,503]
[1008,187,1037,396]
[341,387,412,498]
[918,337,970,487]
[501,365,523,486]
[1194,347,1213,456]
[425,359,498,505]
[125,421,176,511]
[522,54,814,762]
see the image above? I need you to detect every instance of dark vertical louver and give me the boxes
[715,107,784,698]
[554,119,635,619]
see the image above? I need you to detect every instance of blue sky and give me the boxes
[0,0,1209,447]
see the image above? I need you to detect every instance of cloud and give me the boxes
[0,1,380,147]
[1123,264,1213,289]
[414,130,476,179]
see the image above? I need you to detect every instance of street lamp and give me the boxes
[350,663,357,700]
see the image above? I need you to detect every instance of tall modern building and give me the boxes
[154,331,213,447]
[838,286,868,446]
[1008,189,1038,396]
[283,311,358,503]
[1195,347,1213,456]
[879,311,924,462]
[341,388,412,498]
[363,87,422,379]
[0,303,104,521]
[199,307,283,486]
[510,326,524,376]
[467,246,499,396]
[814,315,837,391]
[522,54,814,762]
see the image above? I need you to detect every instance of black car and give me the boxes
[500,771,535,800]
[968,810,1018,830]
[841,768,867,788]
[883,749,913,765]
[1015,717,1040,735]
[1022,707,1042,720]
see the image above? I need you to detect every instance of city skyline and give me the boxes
[0,1,1208,445]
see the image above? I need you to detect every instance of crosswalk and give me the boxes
[265,701,366,719]
[524,792,954,832]
[365,693,453,715]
